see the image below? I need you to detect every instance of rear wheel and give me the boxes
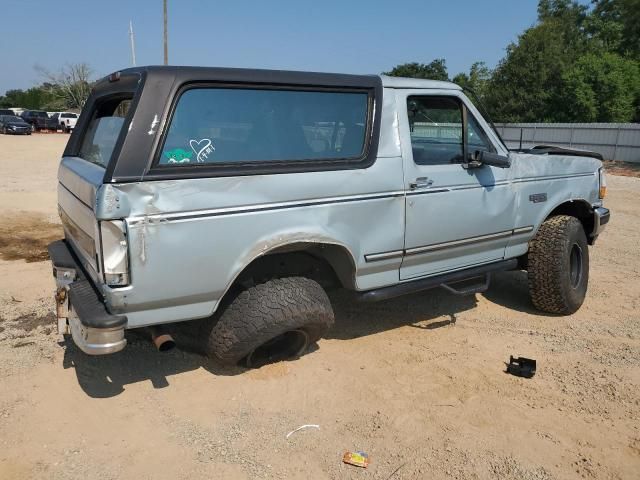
[528,215,589,315]
[207,277,334,367]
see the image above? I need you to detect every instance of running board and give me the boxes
[356,259,518,303]
[441,274,491,296]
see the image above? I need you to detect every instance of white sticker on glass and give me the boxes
[189,138,215,163]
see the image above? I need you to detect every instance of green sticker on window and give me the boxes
[163,148,193,164]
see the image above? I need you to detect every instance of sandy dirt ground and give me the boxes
[0,134,638,480]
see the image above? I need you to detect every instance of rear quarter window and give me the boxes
[157,87,370,167]
[78,97,131,168]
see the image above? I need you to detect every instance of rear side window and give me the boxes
[158,87,369,166]
[79,97,131,168]
[61,113,77,119]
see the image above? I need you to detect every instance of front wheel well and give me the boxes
[519,200,596,269]
[546,200,595,244]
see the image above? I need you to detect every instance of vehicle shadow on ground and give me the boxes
[482,270,556,316]
[326,288,475,340]
[61,332,246,399]
[61,271,540,398]
[326,269,551,340]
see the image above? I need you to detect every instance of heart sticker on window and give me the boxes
[189,138,215,163]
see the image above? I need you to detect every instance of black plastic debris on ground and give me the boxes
[506,356,536,378]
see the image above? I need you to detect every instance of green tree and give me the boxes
[485,0,589,122]
[538,0,588,23]
[486,24,576,121]
[558,52,640,121]
[452,62,492,101]
[384,59,449,81]
[589,0,640,59]
[36,63,93,110]
[0,86,58,110]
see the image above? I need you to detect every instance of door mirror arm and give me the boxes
[463,150,511,169]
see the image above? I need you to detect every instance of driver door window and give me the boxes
[407,96,463,166]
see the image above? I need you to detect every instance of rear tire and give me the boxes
[528,215,589,315]
[207,277,334,366]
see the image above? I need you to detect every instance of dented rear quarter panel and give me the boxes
[101,158,405,327]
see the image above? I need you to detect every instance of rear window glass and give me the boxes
[158,87,369,166]
[61,113,77,118]
[79,97,131,168]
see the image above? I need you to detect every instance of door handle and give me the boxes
[409,177,434,190]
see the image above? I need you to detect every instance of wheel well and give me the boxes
[547,200,595,244]
[223,243,356,305]
[520,200,596,269]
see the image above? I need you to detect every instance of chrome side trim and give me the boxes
[406,188,450,196]
[405,181,511,196]
[512,172,595,183]
[128,190,406,225]
[513,226,535,235]
[405,230,513,256]
[365,225,536,261]
[364,250,404,263]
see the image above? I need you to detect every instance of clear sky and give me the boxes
[0,0,572,94]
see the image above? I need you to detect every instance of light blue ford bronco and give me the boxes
[48,67,610,366]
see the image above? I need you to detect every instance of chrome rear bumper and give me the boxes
[68,310,126,355]
[49,240,127,355]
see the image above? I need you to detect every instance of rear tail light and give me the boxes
[598,167,607,199]
[100,220,130,286]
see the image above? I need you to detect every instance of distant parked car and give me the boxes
[51,112,79,133]
[0,114,32,135]
[20,110,58,132]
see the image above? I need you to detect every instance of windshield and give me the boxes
[32,111,48,117]
[61,113,77,118]
[3,115,23,122]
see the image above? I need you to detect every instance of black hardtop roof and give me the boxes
[102,65,382,90]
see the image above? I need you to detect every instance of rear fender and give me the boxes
[224,231,358,294]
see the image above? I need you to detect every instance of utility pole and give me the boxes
[129,20,137,67]
[163,0,168,65]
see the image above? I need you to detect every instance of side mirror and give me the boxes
[466,150,511,169]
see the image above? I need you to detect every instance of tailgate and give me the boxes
[56,71,141,286]
[57,157,104,284]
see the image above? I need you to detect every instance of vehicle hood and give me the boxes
[508,149,602,180]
